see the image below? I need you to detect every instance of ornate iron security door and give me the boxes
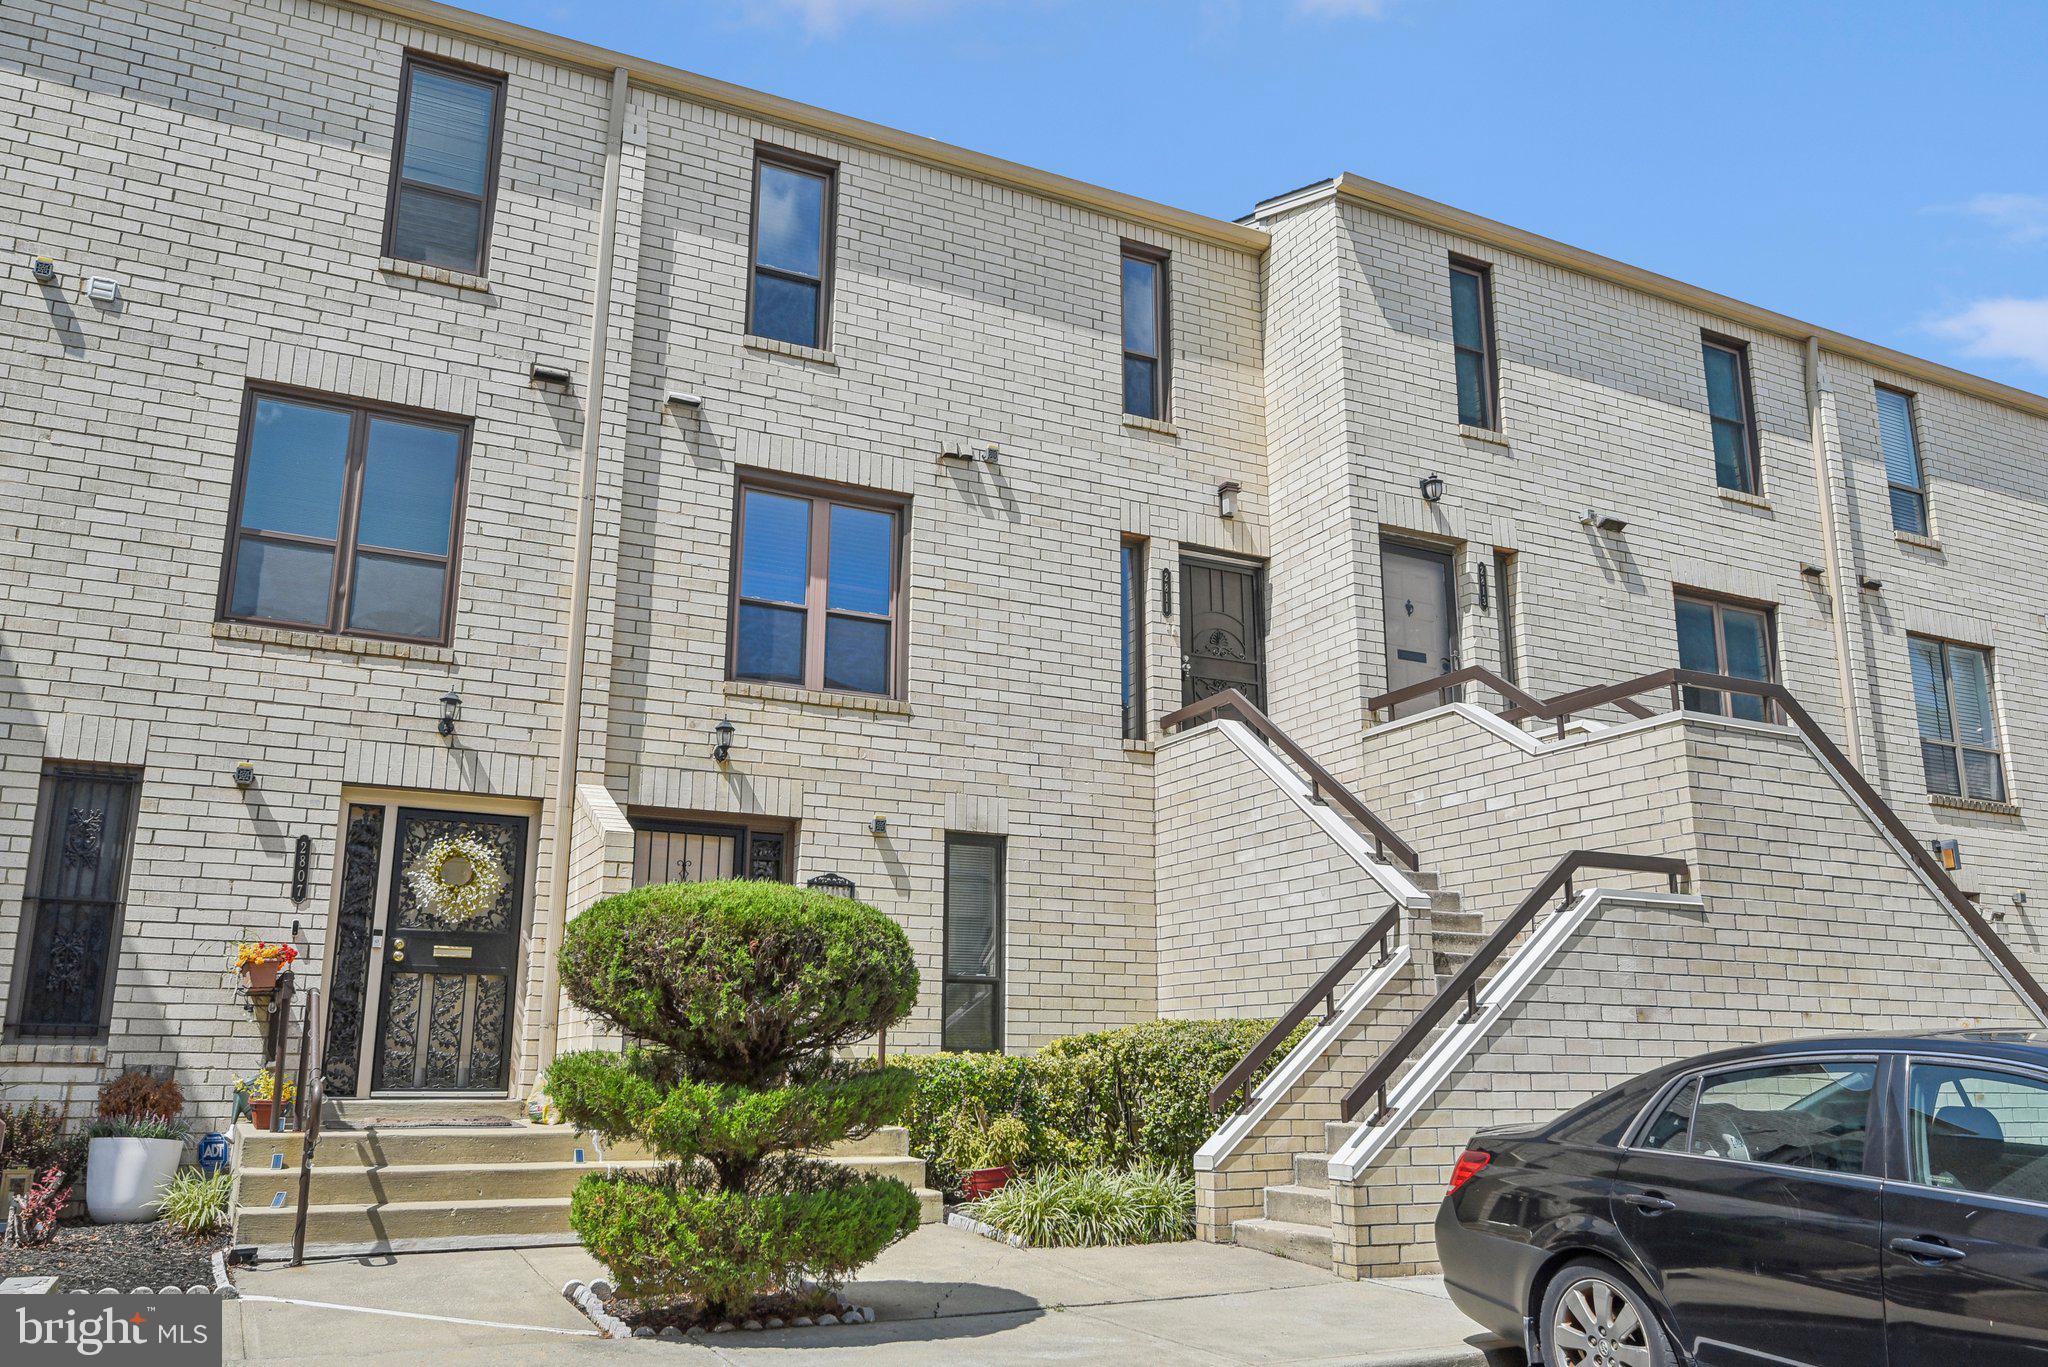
[370,809,527,1093]
[1179,555,1267,708]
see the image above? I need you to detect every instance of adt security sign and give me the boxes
[9,1295,222,1365]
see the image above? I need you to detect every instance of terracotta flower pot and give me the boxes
[240,962,283,993]
[248,1099,275,1129]
[961,1164,1014,1200]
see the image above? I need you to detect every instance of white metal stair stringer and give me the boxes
[1327,887,1705,1182]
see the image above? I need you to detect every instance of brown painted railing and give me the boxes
[1209,904,1401,1115]
[1163,688,1420,871]
[262,971,327,1266]
[1342,851,1691,1123]
[1364,665,2048,1027]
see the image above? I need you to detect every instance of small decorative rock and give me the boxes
[560,1280,585,1302]
[817,1314,838,1326]
[589,1279,616,1299]
[686,1326,707,1338]
[712,1321,734,1334]
[631,1326,655,1338]
[658,1327,684,1341]
[792,1316,813,1327]
[185,1285,208,1296]
[765,1317,784,1329]
[742,1319,762,1331]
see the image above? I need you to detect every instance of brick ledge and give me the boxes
[743,335,838,366]
[376,257,491,293]
[1931,793,2022,818]
[211,620,456,664]
[0,1042,107,1067]
[721,679,910,715]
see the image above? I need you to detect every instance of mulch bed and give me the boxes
[0,1220,228,1292]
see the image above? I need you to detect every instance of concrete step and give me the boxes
[1262,1182,1331,1225]
[321,1097,527,1127]
[238,1123,913,1169]
[1293,1151,1330,1188]
[1428,891,1464,916]
[1232,1217,1332,1270]
[1408,871,1438,892]
[1324,1119,1357,1149]
[1429,908,1481,935]
[238,1195,573,1249]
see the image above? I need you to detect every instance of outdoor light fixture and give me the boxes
[1580,509,1628,533]
[665,390,704,409]
[438,689,462,739]
[2013,890,2029,921]
[1933,838,1962,872]
[530,360,572,386]
[1420,473,1445,504]
[713,718,736,764]
[1859,575,1883,592]
[1217,482,1241,520]
[869,815,888,836]
[1799,563,1826,579]
[233,761,256,789]
[31,256,56,284]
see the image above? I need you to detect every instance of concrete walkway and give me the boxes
[223,1224,1518,1365]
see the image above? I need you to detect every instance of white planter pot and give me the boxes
[86,1136,184,1224]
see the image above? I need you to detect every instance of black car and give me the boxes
[1437,1031,2048,1366]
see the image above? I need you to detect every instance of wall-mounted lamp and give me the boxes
[233,760,256,789]
[438,689,462,739]
[1859,575,1883,592]
[665,390,703,409]
[2011,890,2029,923]
[1932,837,1962,872]
[1217,481,1242,520]
[1580,509,1629,533]
[712,718,736,764]
[940,444,1000,464]
[1799,563,1826,580]
[868,815,889,836]
[31,256,57,284]
[530,360,573,386]
[1419,473,1445,504]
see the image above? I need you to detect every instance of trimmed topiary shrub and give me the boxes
[547,880,921,1320]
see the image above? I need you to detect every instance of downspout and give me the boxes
[535,66,630,1076]
[1805,335,1863,769]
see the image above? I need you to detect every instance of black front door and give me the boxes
[370,808,527,1093]
[1612,1057,1886,1366]
[1180,554,1265,709]
[1883,1057,2048,1361]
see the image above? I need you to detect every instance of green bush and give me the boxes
[549,880,922,1319]
[963,1165,1194,1247]
[901,1017,1312,1190]
[157,1168,233,1235]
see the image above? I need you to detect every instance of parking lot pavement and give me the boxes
[225,1224,1519,1365]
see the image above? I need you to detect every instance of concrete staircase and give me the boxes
[1229,882,1490,1271]
[232,1099,940,1258]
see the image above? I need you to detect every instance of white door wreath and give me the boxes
[404,833,507,923]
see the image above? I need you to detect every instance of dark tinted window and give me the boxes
[1450,261,1496,428]
[1702,337,1758,493]
[942,834,1003,1052]
[749,155,834,347]
[1121,249,1167,419]
[1684,1060,1875,1171]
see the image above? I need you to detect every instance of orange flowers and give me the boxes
[234,941,298,972]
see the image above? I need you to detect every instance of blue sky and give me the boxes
[481,0,2048,394]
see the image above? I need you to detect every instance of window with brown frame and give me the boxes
[382,54,506,275]
[1449,258,1498,429]
[1909,635,2006,802]
[8,765,142,1039]
[748,148,837,349]
[1121,245,1169,420]
[942,832,1005,1053]
[629,813,792,886]
[218,389,471,644]
[730,476,904,697]
[1702,335,1761,494]
[1674,591,1776,722]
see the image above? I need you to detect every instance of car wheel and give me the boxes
[1538,1259,1677,1367]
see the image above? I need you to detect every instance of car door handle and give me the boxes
[1622,1193,1677,1214]
[1890,1236,1967,1265]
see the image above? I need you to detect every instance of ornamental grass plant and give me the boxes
[961,1165,1194,1248]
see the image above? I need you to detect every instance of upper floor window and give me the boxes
[731,477,902,697]
[8,765,142,1039]
[1877,386,1930,536]
[219,390,470,644]
[1675,592,1774,722]
[1449,259,1498,429]
[1121,246,1169,420]
[1910,636,2005,802]
[1702,336,1759,494]
[748,150,836,348]
[384,55,505,275]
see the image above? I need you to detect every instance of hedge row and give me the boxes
[901,1017,1311,1192]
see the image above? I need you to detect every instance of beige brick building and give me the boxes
[7,0,2048,1271]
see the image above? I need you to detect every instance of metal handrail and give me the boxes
[1208,904,1401,1115]
[258,969,326,1265]
[1341,851,1691,1123]
[1365,664,2048,1034]
[1163,688,1420,870]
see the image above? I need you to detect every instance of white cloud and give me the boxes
[1293,0,1394,14]
[1931,298,2048,375]
[1947,192,2048,245]
[732,0,957,36]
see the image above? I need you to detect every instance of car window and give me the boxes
[1674,1060,1875,1171]
[1908,1062,2048,1204]
[1638,1079,1698,1151]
